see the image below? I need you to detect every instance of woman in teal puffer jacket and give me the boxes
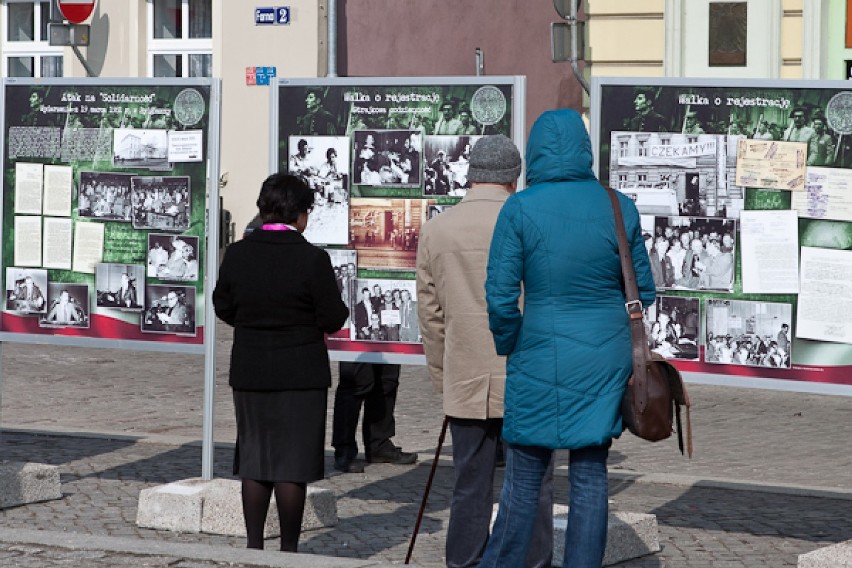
[480,109,655,568]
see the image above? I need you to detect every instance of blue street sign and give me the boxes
[255,7,275,25]
[276,7,291,25]
[256,66,277,85]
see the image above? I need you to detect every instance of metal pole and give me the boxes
[475,48,484,76]
[569,0,589,94]
[71,46,96,77]
[326,0,338,77]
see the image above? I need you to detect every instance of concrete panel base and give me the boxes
[552,505,660,567]
[137,478,337,536]
[492,504,660,567]
[0,461,61,509]
[798,540,852,568]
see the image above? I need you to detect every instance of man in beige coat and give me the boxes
[416,135,553,568]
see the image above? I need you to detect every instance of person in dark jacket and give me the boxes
[481,109,656,567]
[213,173,348,552]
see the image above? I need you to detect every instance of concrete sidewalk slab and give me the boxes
[0,461,61,509]
[138,478,337,536]
[0,527,411,567]
[798,539,852,567]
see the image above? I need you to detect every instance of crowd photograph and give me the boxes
[644,295,701,361]
[642,215,737,292]
[349,278,420,343]
[423,135,481,197]
[352,130,422,187]
[142,284,196,335]
[705,299,792,368]
[5,267,48,314]
[39,283,89,328]
[130,176,191,231]
[286,135,350,245]
[78,172,134,221]
[95,263,145,311]
[349,198,425,269]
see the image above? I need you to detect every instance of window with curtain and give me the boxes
[2,1,63,77]
[148,0,212,78]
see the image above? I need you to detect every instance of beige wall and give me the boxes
[66,0,147,77]
[218,1,326,237]
[585,0,803,79]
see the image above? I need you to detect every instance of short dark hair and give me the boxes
[326,147,337,160]
[297,139,308,151]
[256,173,314,224]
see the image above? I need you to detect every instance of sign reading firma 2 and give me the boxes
[255,6,290,25]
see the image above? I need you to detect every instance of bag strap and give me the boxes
[604,185,650,413]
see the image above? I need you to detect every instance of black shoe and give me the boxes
[334,456,365,473]
[367,446,417,465]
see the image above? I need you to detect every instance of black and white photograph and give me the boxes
[142,284,196,336]
[352,129,422,187]
[705,299,792,368]
[130,176,191,231]
[644,295,701,361]
[325,248,357,339]
[287,135,351,245]
[112,128,170,170]
[350,198,428,269]
[113,128,170,169]
[95,263,145,311]
[349,278,420,343]
[5,267,48,314]
[426,202,454,221]
[39,283,90,328]
[609,131,744,218]
[146,233,199,281]
[642,215,737,292]
[423,135,481,197]
[78,172,133,221]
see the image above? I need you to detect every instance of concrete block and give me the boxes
[137,479,205,532]
[136,478,337,537]
[552,505,660,567]
[798,539,852,568]
[491,504,660,567]
[0,461,61,509]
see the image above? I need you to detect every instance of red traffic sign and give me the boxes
[58,0,96,24]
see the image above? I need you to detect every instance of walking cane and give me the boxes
[405,415,450,564]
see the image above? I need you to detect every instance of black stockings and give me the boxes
[241,479,307,552]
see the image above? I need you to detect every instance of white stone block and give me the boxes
[551,505,660,567]
[136,478,337,537]
[0,461,61,509]
[491,504,660,567]
[798,540,852,568]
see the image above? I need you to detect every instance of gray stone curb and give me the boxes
[0,527,410,568]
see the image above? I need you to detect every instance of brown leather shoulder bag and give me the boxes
[605,185,693,458]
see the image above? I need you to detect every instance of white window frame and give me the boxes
[1,0,64,77]
[146,0,212,78]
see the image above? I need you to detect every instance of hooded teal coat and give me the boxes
[486,109,656,449]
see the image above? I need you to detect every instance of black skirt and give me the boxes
[232,388,327,483]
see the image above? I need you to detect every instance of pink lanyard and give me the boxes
[261,223,295,231]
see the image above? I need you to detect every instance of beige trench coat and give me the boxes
[416,184,509,419]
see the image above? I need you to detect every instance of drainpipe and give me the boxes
[326,0,338,77]
[570,0,589,94]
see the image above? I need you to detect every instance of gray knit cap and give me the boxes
[467,134,522,184]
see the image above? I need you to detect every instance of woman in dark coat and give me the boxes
[213,173,348,552]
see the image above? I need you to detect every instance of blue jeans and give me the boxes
[479,443,610,568]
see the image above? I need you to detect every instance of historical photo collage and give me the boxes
[2,84,208,338]
[601,83,852,370]
[280,83,513,344]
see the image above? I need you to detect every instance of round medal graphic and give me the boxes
[470,86,507,126]
[825,92,852,135]
[173,88,205,127]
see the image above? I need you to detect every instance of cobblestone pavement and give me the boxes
[1,327,851,566]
